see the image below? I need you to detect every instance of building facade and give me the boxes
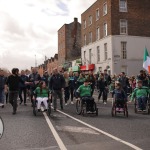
[58,18,81,66]
[81,0,150,75]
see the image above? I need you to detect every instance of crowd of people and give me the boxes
[0,67,150,114]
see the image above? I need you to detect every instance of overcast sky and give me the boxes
[0,0,97,71]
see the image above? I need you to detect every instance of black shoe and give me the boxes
[12,111,16,115]
[20,101,23,105]
[38,109,41,112]
[44,109,47,112]
[2,105,4,108]
[61,106,63,110]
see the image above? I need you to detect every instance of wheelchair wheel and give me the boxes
[134,102,137,113]
[111,103,116,117]
[47,103,51,116]
[96,108,98,116]
[33,100,37,116]
[76,99,82,115]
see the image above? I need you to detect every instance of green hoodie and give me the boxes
[34,87,49,98]
[131,86,150,101]
[77,84,91,97]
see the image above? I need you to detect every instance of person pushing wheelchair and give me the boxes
[76,79,94,113]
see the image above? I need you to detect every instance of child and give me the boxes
[112,82,126,111]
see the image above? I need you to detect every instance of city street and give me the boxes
[0,92,150,150]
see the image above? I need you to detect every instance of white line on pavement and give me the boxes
[57,110,142,150]
[42,108,67,150]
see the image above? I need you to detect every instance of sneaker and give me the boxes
[71,101,74,104]
[65,103,68,106]
[143,109,146,112]
[138,109,142,112]
[104,102,107,105]
[87,111,91,113]
[12,111,16,115]
[116,108,119,111]
[120,108,124,112]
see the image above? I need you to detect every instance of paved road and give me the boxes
[0,92,150,150]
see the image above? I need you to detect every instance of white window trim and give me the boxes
[121,41,127,59]
[120,19,128,35]
[97,46,100,63]
[96,27,100,40]
[84,34,86,46]
[119,0,128,12]
[89,15,92,26]
[96,8,100,21]
[83,20,86,29]
[103,2,107,16]
[103,23,107,37]
[104,43,108,61]
[89,32,92,43]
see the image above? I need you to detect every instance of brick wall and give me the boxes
[58,18,81,65]
[111,0,150,37]
[81,0,150,47]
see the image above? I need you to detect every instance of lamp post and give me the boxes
[35,55,37,68]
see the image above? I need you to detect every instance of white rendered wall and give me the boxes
[81,35,150,75]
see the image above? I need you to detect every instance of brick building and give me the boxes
[47,54,58,74]
[58,18,81,66]
[81,0,150,75]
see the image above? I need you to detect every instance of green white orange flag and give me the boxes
[143,47,150,72]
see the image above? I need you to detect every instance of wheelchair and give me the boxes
[134,97,150,114]
[76,97,98,116]
[33,97,51,116]
[111,98,128,117]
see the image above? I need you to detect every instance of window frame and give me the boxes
[104,43,108,61]
[89,32,92,43]
[121,41,127,59]
[84,34,86,46]
[120,19,128,34]
[119,0,127,12]
[89,15,92,26]
[103,23,107,37]
[103,2,107,16]
[97,46,100,62]
[96,8,100,21]
[96,27,100,40]
[83,20,86,29]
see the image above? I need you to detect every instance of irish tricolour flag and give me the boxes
[143,47,150,72]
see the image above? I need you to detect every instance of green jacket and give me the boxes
[77,85,91,97]
[34,87,49,98]
[131,86,150,101]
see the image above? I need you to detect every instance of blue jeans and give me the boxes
[137,96,147,110]
[0,89,5,104]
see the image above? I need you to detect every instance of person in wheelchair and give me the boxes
[76,79,94,113]
[33,81,50,112]
[112,82,127,111]
[130,80,150,112]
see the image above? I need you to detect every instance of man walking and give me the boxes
[49,68,65,111]
[6,68,27,114]
[29,68,41,106]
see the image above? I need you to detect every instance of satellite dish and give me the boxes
[0,116,4,139]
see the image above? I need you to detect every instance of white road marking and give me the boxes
[57,110,143,150]
[41,107,67,150]
[56,125,99,135]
